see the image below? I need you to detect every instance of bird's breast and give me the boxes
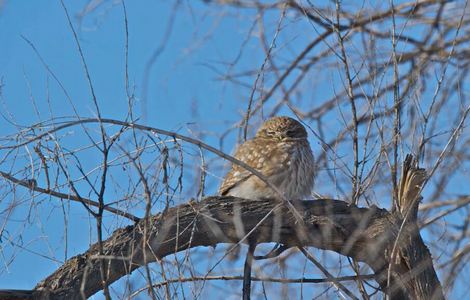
[264,141,315,200]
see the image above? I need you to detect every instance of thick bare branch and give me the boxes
[23,196,444,299]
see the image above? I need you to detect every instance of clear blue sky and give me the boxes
[0,0,285,296]
[0,1,468,299]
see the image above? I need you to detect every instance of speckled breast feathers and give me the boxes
[219,116,315,201]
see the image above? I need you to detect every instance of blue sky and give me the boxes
[0,0,469,299]
[0,0,280,295]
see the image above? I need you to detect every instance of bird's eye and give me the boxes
[286,130,296,137]
[267,130,276,136]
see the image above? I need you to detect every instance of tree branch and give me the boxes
[20,196,444,299]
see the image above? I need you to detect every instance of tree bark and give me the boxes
[12,196,443,299]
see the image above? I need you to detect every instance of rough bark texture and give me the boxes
[4,196,443,299]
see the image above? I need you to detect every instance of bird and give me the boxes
[219,116,315,201]
[218,116,315,300]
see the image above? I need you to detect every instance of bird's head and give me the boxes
[255,116,308,141]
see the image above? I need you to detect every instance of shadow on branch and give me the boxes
[14,194,443,300]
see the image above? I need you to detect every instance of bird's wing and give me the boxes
[218,140,257,196]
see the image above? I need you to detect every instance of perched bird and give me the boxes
[219,116,315,300]
[219,116,315,201]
